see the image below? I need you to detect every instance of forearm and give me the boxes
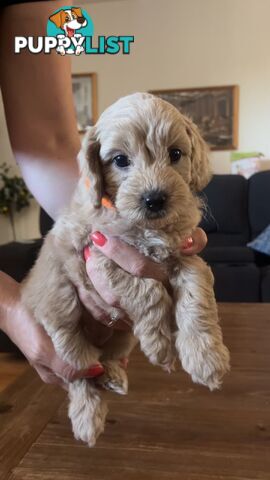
[13,145,79,220]
[0,2,81,219]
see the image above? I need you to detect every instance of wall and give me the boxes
[72,0,270,173]
[0,0,270,243]
[0,91,40,245]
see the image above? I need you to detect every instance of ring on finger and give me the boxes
[107,308,121,327]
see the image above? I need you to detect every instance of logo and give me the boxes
[15,6,134,55]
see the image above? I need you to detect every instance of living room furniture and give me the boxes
[200,170,270,302]
[0,210,51,352]
[0,303,270,480]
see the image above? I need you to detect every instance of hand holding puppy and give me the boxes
[80,228,207,329]
[0,230,206,388]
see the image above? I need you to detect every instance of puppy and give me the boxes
[22,93,230,447]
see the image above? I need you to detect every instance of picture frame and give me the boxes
[150,85,239,150]
[72,73,98,133]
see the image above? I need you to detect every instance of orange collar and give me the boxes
[84,177,115,210]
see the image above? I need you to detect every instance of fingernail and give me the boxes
[91,231,107,247]
[120,357,129,369]
[182,236,194,249]
[101,197,115,209]
[83,245,91,262]
[85,364,104,378]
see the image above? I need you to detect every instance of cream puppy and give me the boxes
[22,93,230,447]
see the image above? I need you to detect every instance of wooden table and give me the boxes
[1,303,270,480]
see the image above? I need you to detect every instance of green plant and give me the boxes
[0,163,33,240]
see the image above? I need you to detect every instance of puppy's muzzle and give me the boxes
[141,190,168,218]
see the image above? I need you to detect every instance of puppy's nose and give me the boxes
[142,190,167,212]
[77,16,86,24]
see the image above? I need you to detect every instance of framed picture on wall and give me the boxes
[72,73,98,133]
[150,85,239,150]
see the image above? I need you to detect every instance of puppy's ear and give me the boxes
[49,11,64,28]
[71,7,83,17]
[185,119,212,191]
[79,127,103,208]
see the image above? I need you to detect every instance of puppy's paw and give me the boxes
[95,360,128,395]
[68,379,108,447]
[138,328,175,371]
[178,335,230,390]
[150,345,175,372]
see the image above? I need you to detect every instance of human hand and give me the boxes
[0,272,105,388]
[79,228,207,328]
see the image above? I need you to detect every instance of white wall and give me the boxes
[0,90,40,244]
[0,0,270,243]
[72,0,270,173]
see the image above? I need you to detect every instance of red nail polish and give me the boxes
[83,245,91,262]
[91,231,107,247]
[120,357,129,369]
[182,236,194,249]
[86,364,104,378]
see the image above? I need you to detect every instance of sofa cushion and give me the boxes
[249,170,270,238]
[39,209,54,237]
[201,246,255,264]
[0,240,42,282]
[261,266,270,302]
[211,264,260,302]
[200,174,250,246]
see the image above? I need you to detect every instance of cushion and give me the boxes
[205,232,251,248]
[248,225,270,256]
[0,240,42,282]
[211,264,260,302]
[261,266,270,302]
[39,209,54,237]
[201,246,255,264]
[200,174,250,245]
[248,171,270,238]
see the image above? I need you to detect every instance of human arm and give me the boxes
[0,1,80,220]
[0,272,105,387]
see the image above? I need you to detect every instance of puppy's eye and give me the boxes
[113,154,130,168]
[169,148,182,164]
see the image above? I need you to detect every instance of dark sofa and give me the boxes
[199,170,270,302]
[0,211,52,352]
[0,171,269,351]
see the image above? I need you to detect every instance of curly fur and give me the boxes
[22,92,230,446]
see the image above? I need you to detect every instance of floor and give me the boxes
[1,304,270,479]
[0,353,28,393]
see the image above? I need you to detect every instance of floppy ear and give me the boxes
[71,7,83,17]
[79,127,104,208]
[49,10,64,28]
[185,119,212,191]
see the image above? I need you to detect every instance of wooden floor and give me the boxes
[1,303,270,479]
[0,353,27,393]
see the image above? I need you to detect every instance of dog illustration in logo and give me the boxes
[49,7,88,55]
